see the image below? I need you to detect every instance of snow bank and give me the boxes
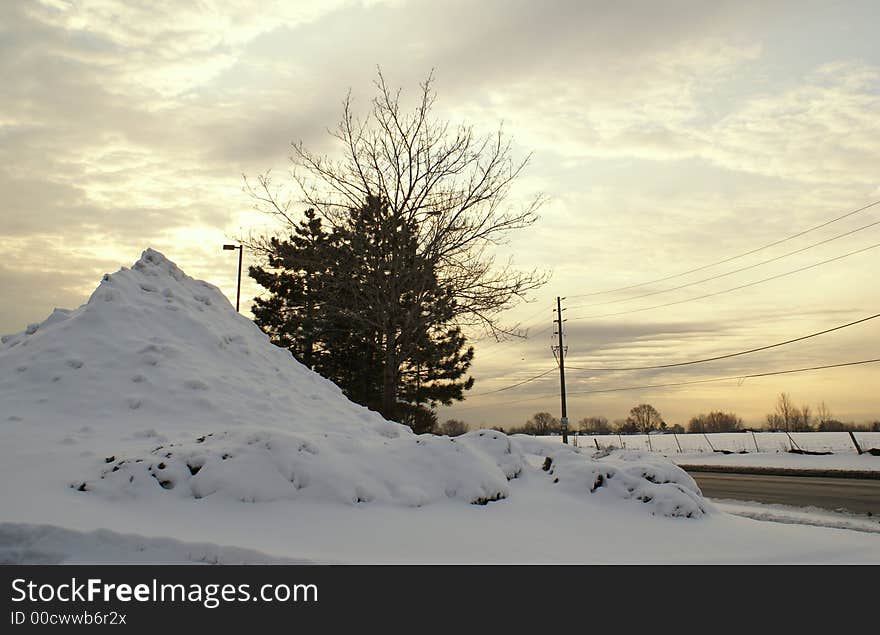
[0,522,309,564]
[514,437,708,518]
[0,249,704,517]
[84,428,522,506]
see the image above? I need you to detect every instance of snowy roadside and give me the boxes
[712,500,880,535]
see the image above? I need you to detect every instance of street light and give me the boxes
[222,244,243,312]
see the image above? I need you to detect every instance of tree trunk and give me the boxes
[381,327,398,421]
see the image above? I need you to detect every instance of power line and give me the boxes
[469,367,557,396]
[568,242,880,321]
[472,303,551,349]
[450,357,880,411]
[565,358,880,397]
[566,311,880,372]
[568,199,880,299]
[568,218,880,310]
[475,323,555,359]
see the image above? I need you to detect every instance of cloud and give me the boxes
[459,50,880,191]
[0,264,90,335]
[701,61,880,185]
[1,0,878,424]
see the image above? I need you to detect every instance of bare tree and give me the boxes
[797,404,813,432]
[816,402,832,427]
[614,418,636,434]
[244,69,548,341]
[438,419,468,437]
[243,71,549,418]
[765,392,813,431]
[524,412,558,435]
[625,404,664,434]
[579,416,611,434]
[688,411,742,433]
[767,392,796,431]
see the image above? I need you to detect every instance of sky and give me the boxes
[2,0,879,429]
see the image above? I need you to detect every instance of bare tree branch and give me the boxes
[244,70,550,340]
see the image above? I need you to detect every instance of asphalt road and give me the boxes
[687,471,880,515]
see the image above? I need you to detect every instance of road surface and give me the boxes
[686,471,880,515]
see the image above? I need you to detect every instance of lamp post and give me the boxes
[222,244,243,312]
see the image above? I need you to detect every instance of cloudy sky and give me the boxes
[2,0,879,429]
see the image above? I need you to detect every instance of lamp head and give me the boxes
[222,244,237,250]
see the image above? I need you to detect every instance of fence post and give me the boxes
[703,433,716,453]
[674,433,683,453]
[848,431,864,455]
[752,431,760,453]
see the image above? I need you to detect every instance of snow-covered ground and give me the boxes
[550,434,880,472]
[672,452,880,472]
[4,491,879,564]
[2,249,878,564]
[713,501,880,535]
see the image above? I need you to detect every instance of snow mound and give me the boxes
[0,249,521,506]
[83,428,521,506]
[516,437,709,518]
[1,249,706,517]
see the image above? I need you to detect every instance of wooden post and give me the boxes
[848,430,864,455]
[703,433,716,453]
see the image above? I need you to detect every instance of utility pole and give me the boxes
[553,296,569,444]
[222,244,243,312]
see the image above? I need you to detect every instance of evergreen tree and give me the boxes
[249,197,474,428]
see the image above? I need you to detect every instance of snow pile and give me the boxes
[516,437,708,518]
[0,249,521,506]
[0,248,704,517]
[85,429,522,506]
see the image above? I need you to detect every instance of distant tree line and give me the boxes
[764,394,879,432]
[687,411,742,433]
[490,396,880,436]
[503,405,678,436]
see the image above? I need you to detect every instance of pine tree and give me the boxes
[249,209,333,372]
[249,197,474,428]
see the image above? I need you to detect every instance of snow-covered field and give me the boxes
[2,249,878,564]
[552,433,880,472]
[673,452,880,472]
[567,431,880,455]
